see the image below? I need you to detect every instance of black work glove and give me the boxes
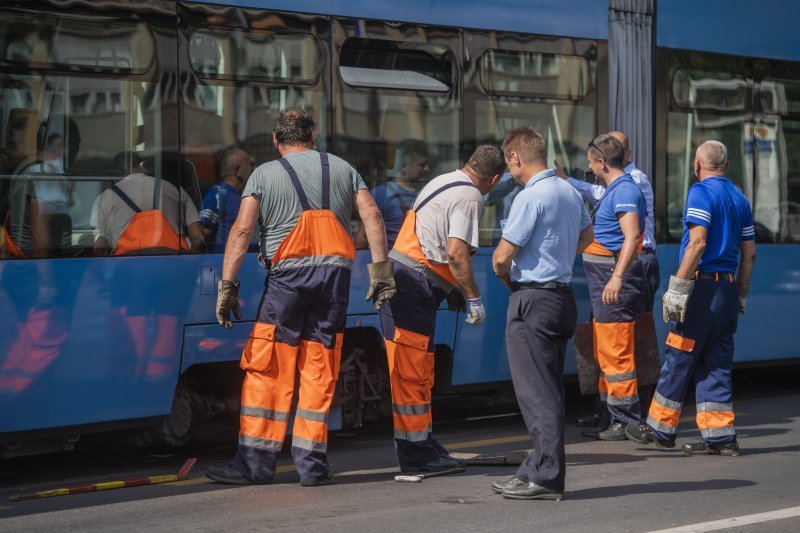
[216,279,241,328]
[446,287,466,313]
[365,261,396,310]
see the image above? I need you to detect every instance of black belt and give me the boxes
[695,272,734,282]
[511,281,571,291]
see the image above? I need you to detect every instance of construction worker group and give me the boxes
[208,108,755,500]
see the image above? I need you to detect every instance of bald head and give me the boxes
[609,131,631,166]
[609,131,629,152]
[694,141,728,177]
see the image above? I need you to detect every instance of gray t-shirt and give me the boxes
[412,169,483,265]
[243,150,366,259]
[91,173,200,247]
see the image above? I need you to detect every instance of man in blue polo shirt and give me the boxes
[626,140,756,456]
[581,134,648,441]
[200,147,255,252]
[371,139,430,247]
[556,131,660,429]
[492,127,593,500]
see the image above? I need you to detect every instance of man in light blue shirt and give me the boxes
[492,127,593,501]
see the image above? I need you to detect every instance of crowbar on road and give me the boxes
[9,458,197,502]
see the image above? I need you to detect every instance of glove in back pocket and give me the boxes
[241,322,276,372]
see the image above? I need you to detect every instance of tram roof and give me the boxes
[191,0,609,40]
[658,0,800,62]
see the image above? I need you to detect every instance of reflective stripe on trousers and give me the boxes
[584,257,645,425]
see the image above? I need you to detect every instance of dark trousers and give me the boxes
[637,250,661,418]
[506,287,577,492]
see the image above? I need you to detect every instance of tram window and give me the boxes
[479,50,589,100]
[663,52,800,243]
[332,22,460,250]
[183,21,328,252]
[0,11,154,73]
[339,38,454,92]
[0,72,189,259]
[189,28,322,84]
[470,38,599,246]
[672,69,749,112]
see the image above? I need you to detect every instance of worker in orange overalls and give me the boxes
[207,108,394,486]
[380,145,506,473]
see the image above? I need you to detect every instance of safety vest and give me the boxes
[389,180,476,291]
[111,184,189,255]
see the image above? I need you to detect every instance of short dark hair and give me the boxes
[274,108,315,146]
[467,145,505,181]
[397,139,428,165]
[501,127,546,165]
[587,134,624,169]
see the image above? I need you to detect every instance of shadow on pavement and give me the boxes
[567,478,756,500]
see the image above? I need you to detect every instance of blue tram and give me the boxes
[0,0,797,457]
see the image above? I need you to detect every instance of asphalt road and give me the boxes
[2,366,799,532]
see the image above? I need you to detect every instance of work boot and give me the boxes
[575,413,602,427]
[402,455,463,473]
[581,425,605,439]
[682,440,740,457]
[491,477,526,494]
[624,423,675,449]
[597,422,628,441]
[206,464,256,485]
[433,440,466,468]
[300,474,334,487]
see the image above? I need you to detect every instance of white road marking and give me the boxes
[649,505,800,532]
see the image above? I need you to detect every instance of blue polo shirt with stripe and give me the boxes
[680,176,755,273]
[592,174,647,253]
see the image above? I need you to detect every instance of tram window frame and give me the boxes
[478,49,590,101]
[0,10,156,75]
[187,26,324,85]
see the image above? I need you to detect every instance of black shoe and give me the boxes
[682,440,740,457]
[402,456,463,473]
[301,475,334,487]
[206,465,253,485]
[597,422,628,441]
[624,423,675,449]
[501,480,564,500]
[576,413,602,427]
[581,426,605,439]
[491,477,526,494]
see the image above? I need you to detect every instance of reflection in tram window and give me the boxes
[333,24,460,247]
[663,51,800,243]
[0,10,172,260]
[183,23,327,200]
[469,36,599,245]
